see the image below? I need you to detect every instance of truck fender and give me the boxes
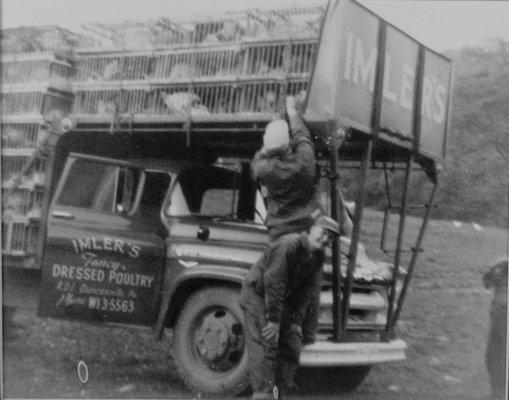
[154,264,248,339]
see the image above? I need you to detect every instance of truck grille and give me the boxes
[318,288,388,329]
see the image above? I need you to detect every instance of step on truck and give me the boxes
[11,0,452,395]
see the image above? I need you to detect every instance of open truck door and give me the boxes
[38,153,166,326]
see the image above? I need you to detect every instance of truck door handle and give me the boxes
[52,210,75,220]
[197,226,210,241]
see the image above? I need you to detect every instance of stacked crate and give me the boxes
[1,49,75,259]
[72,6,323,119]
[1,7,324,264]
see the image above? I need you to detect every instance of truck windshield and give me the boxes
[167,164,266,224]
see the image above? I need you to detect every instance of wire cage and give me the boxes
[72,78,308,116]
[242,40,317,76]
[150,18,246,48]
[1,123,41,149]
[2,156,30,184]
[73,38,317,85]
[136,78,307,116]
[1,156,47,188]
[71,36,317,117]
[75,52,158,82]
[1,90,73,116]
[1,26,82,55]
[1,93,44,116]
[151,6,324,47]
[2,187,44,217]
[72,86,150,115]
[76,6,324,51]
[153,47,242,81]
[2,54,74,86]
[81,21,157,50]
[2,221,40,255]
[150,39,317,80]
[0,6,324,263]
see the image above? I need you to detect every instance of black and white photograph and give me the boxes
[1,0,508,399]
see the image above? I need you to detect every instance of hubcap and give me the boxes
[193,308,244,372]
[196,318,229,361]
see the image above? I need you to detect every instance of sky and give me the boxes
[2,0,509,52]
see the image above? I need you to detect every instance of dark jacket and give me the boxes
[251,114,322,237]
[243,233,324,325]
[483,259,508,398]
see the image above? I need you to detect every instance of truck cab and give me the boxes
[37,145,406,395]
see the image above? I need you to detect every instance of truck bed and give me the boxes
[68,113,434,165]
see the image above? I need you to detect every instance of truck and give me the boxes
[4,0,452,396]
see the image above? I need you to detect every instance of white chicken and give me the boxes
[27,207,41,220]
[256,91,278,113]
[190,104,210,116]
[202,21,242,43]
[102,60,121,80]
[97,100,118,115]
[3,127,24,147]
[160,91,209,116]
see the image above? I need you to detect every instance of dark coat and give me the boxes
[251,114,322,237]
[483,258,508,399]
[242,233,324,325]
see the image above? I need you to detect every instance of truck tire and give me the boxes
[172,286,249,396]
[297,365,371,394]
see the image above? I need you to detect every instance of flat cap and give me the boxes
[315,215,340,236]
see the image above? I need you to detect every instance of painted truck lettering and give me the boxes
[72,237,141,258]
[343,33,447,124]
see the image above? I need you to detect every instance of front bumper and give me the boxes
[300,335,407,367]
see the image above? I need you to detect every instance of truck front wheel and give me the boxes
[172,286,249,396]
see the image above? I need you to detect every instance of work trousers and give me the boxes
[301,269,321,344]
[240,282,303,399]
[268,223,321,346]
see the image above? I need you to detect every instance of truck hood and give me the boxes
[167,217,400,282]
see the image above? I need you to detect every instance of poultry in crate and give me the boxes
[160,91,209,116]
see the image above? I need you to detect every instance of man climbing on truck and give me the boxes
[250,94,323,347]
[245,95,353,399]
[251,95,323,240]
[250,94,353,334]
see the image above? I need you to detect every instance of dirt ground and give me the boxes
[2,212,507,399]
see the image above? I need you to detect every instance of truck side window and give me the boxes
[168,166,238,218]
[167,183,190,215]
[254,190,267,224]
[56,158,139,214]
[115,167,137,214]
[167,164,265,223]
[132,171,171,237]
[201,189,237,216]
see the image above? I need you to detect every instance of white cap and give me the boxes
[263,120,290,151]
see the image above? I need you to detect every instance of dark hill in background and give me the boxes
[342,40,508,229]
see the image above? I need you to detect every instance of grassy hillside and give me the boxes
[439,41,509,227]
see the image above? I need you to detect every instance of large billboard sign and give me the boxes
[306,0,452,160]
